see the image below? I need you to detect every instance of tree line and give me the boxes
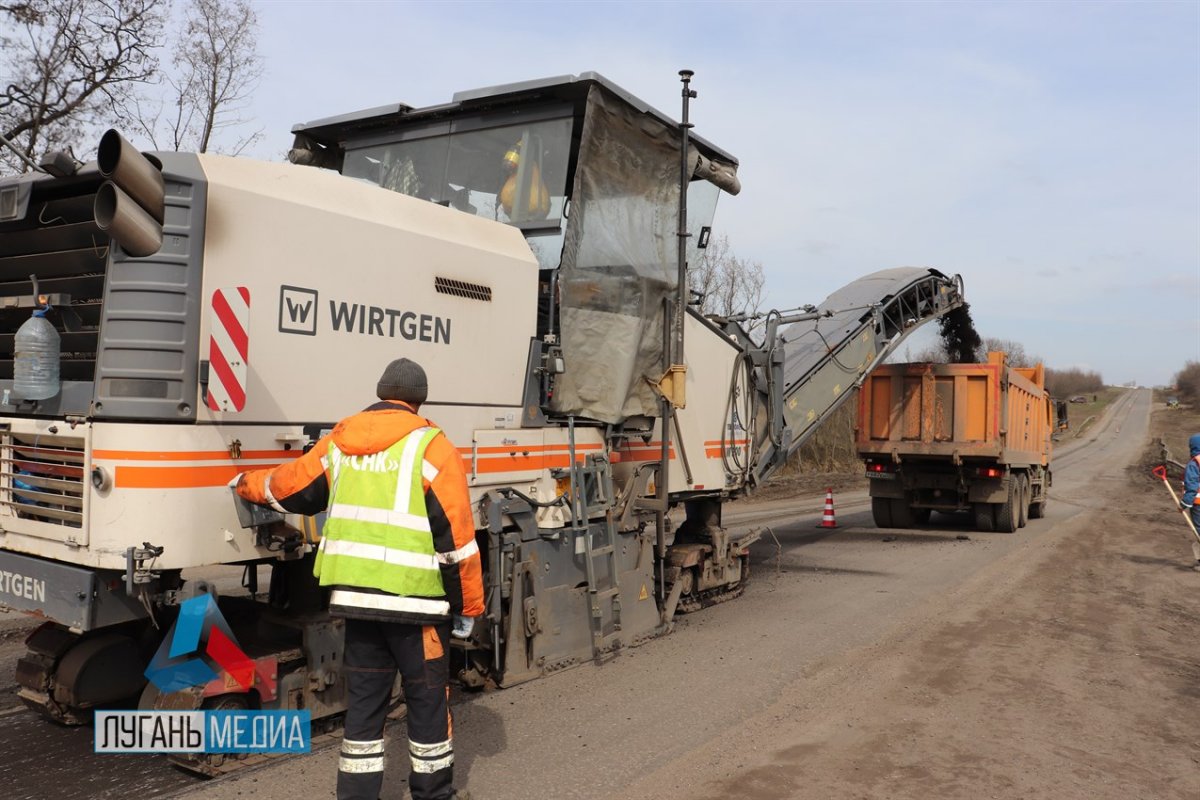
[1174,362,1200,405]
[907,332,1104,399]
[0,0,262,174]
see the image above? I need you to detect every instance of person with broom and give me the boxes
[1178,433,1200,571]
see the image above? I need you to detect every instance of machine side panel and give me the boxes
[0,549,144,630]
[1,414,611,570]
[192,155,540,425]
[671,310,745,493]
[0,549,96,629]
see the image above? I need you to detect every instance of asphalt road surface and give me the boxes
[2,387,1197,799]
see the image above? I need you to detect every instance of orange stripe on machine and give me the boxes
[612,441,676,464]
[703,439,749,459]
[455,443,604,455]
[95,449,296,462]
[116,464,288,489]
[110,439,725,487]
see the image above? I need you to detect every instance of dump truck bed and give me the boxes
[856,354,1052,468]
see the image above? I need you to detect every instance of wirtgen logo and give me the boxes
[277,282,453,344]
[279,284,319,336]
[95,594,310,755]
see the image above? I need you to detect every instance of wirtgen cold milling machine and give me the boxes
[0,72,963,760]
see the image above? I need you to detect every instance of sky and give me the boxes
[235,0,1200,386]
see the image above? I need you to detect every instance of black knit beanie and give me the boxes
[376,358,428,405]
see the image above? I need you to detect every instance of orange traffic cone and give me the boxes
[819,488,837,528]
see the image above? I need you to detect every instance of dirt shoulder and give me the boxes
[620,396,1200,800]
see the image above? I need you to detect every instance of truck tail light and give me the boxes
[977,466,1003,478]
[866,462,893,473]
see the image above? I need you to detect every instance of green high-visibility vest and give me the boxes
[315,426,445,598]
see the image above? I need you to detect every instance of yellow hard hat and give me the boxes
[503,142,521,171]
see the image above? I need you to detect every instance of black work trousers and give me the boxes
[339,618,455,800]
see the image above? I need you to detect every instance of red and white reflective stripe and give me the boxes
[207,286,250,412]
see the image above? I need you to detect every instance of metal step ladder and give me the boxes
[583,507,622,653]
[567,417,622,655]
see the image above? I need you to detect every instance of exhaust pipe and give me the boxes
[97,129,164,224]
[95,181,163,257]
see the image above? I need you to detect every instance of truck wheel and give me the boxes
[1029,496,1047,519]
[973,502,995,532]
[871,497,893,528]
[889,498,914,529]
[995,482,1018,533]
[1022,474,1032,525]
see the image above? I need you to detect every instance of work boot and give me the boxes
[1192,561,1200,572]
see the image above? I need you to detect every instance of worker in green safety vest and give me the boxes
[236,357,483,800]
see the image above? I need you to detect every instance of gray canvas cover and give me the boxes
[550,87,684,423]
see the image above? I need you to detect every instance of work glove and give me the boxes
[451,614,478,639]
[1182,500,1190,511]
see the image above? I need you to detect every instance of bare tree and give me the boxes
[1046,367,1105,398]
[690,233,766,333]
[902,330,1042,368]
[979,336,1041,368]
[0,0,164,172]
[151,0,262,154]
[902,341,949,362]
[1171,361,1200,404]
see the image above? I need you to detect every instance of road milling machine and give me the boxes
[0,72,964,752]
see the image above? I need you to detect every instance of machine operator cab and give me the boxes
[288,73,741,426]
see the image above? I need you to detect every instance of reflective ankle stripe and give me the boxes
[340,738,386,773]
[409,738,451,757]
[339,755,385,773]
[410,737,453,773]
[343,738,385,755]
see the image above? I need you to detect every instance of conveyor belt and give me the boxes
[752,267,964,482]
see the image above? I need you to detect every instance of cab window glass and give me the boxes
[343,118,572,226]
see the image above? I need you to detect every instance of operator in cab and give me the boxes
[233,357,483,800]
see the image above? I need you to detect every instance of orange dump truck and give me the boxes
[856,352,1054,532]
